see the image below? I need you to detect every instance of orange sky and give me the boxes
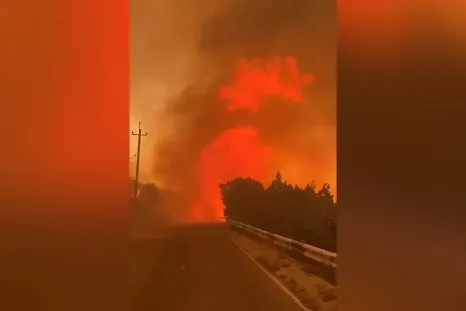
[130,0,336,221]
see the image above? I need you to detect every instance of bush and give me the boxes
[220,171,337,252]
[129,178,161,208]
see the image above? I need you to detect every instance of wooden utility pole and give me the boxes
[131,122,147,199]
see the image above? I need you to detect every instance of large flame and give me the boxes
[192,56,314,222]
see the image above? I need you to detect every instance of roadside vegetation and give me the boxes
[221,172,337,252]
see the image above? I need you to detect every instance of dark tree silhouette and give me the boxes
[220,172,337,252]
[130,178,161,209]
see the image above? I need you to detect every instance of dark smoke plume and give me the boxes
[149,0,336,222]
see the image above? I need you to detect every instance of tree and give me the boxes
[220,172,337,252]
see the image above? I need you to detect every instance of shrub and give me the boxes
[221,172,337,252]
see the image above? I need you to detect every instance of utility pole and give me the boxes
[131,122,148,199]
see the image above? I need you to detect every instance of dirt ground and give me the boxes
[230,229,337,311]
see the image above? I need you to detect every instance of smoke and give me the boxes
[134,0,336,223]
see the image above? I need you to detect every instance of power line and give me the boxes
[131,122,148,199]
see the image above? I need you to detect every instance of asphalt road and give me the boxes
[130,223,305,311]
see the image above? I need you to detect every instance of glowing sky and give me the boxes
[130,0,336,221]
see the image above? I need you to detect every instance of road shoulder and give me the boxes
[230,229,337,311]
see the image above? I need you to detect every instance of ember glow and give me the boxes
[193,56,314,222]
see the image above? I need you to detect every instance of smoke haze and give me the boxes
[130,0,336,223]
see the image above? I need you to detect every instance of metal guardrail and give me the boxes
[226,218,338,268]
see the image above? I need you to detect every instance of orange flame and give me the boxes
[192,56,313,222]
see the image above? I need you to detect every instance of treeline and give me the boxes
[129,178,161,207]
[220,172,337,252]
[129,178,164,234]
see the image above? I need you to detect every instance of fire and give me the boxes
[192,56,314,222]
[193,126,272,221]
[219,57,314,112]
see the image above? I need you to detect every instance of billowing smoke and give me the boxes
[137,0,336,223]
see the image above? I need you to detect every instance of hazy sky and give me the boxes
[130,0,336,208]
[130,0,223,181]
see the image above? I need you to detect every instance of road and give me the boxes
[130,222,305,311]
